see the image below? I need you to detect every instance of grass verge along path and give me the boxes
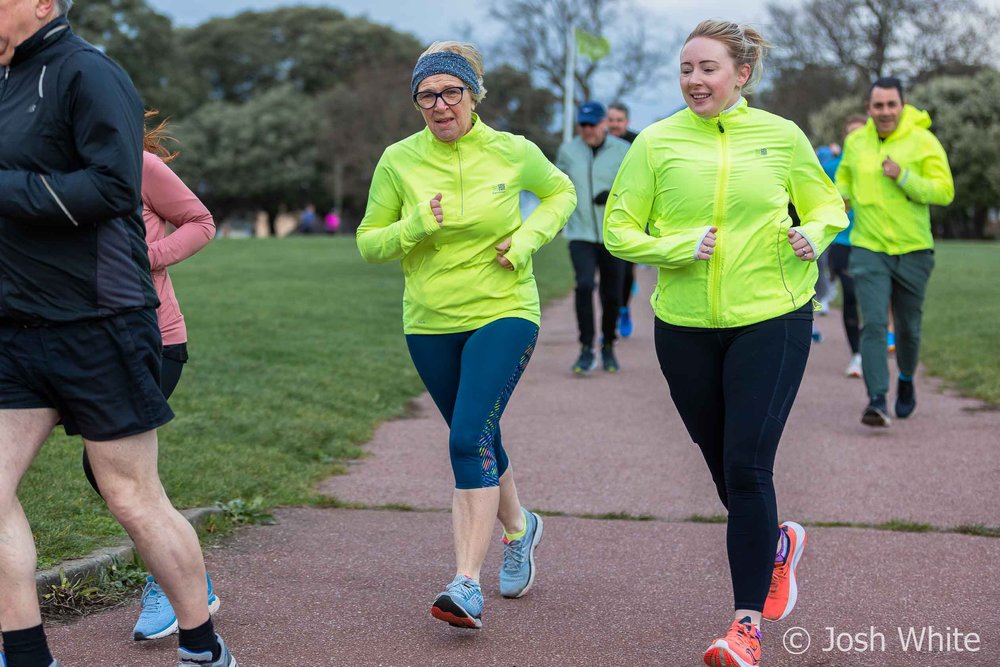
[922,241,999,404]
[22,236,572,568]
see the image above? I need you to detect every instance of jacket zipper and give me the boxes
[1,67,10,103]
[876,133,894,248]
[589,147,599,240]
[710,119,729,327]
[455,142,465,218]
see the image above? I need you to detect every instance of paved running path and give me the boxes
[48,268,999,665]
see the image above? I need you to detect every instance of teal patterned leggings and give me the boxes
[406,318,539,489]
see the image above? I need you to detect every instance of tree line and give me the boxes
[74,0,997,237]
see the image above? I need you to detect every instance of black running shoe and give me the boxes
[601,344,619,373]
[572,346,597,375]
[895,379,916,419]
[861,394,891,427]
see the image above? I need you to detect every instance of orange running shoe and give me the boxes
[703,616,762,667]
[762,521,806,622]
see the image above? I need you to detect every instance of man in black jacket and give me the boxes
[0,2,236,666]
[605,102,639,338]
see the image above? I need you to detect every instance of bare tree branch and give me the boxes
[489,0,674,106]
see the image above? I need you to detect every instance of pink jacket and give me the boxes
[142,152,215,345]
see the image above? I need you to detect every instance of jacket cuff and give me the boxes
[693,226,713,260]
[402,205,440,246]
[797,229,819,261]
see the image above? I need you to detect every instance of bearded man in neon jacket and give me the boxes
[835,76,955,427]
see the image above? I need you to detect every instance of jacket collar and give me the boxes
[423,112,488,150]
[871,104,932,142]
[685,96,750,131]
[12,16,71,67]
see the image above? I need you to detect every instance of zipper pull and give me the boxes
[717,120,725,133]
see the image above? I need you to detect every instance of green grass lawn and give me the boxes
[922,241,1000,404]
[21,236,572,568]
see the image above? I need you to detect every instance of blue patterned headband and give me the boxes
[411,51,482,97]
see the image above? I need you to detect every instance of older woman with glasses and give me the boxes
[357,41,576,630]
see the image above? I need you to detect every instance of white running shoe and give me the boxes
[845,353,863,378]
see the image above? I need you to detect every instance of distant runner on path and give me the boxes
[556,101,630,373]
[835,77,955,427]
[819,114,869,379]
[357,40,575,631]
[604,20,848,667]
[606,102,640,339]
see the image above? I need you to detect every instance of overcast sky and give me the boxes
[143,0,995,129]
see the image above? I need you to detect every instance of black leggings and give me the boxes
[82,344,187,496]
[654,310,811,611]
[569,240,624,347]
[621,261,635,308]
[827,243,860,354]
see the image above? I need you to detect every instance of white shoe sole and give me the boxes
[773,521,806,621]
[704,639,757,667]
[508,512,543,599]
[135,594,221,641]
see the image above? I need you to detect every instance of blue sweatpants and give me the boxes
[406,317,539,490]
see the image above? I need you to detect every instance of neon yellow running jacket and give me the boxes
[357,115,576,334]
[834,105,954,255]
[604,99,849,328]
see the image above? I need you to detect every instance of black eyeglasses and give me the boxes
[414,86,467,109]
[579,122,596,128]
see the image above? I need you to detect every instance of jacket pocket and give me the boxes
[773,214,799,309]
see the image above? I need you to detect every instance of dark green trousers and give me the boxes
[849,247,935,397]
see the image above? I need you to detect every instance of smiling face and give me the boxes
[415,73,474,144]
[606,108,629,138]
[867,86,903,138]
[679,36,750,119]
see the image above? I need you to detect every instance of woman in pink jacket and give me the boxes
[82,112,218,642]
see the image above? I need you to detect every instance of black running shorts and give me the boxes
[0,309,174,441]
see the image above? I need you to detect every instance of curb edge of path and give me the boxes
[34,507,221,596]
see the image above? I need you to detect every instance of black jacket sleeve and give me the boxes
[0,50,143,226]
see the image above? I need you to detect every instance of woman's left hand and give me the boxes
[787,229,815,261]
[495,238,515,270]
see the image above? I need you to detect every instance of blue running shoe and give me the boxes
[618,306,633,338]
[133,573,221,641]
[431,575,483,629]
[499,509,543,598]
[177,633,237,666]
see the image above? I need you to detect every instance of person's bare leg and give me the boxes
[452,486,500,582]
[0,409,59,631]
[85,430,209,630]
[496,467,525,534]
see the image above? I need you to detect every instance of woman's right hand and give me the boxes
[429,193,443,227]
[696,227,718,260]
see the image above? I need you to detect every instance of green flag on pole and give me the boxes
[575,27,610,61]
